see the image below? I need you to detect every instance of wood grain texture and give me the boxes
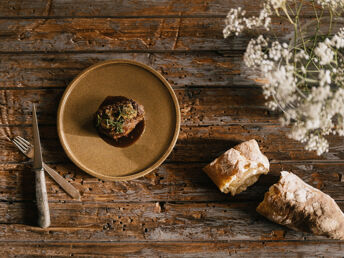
[2,124,344,164]
[1,200,344,241]
[0,0,343,255]
[0,162,344,202]
[1,87,276,125]
[0,87,278,125]
[0,17,308,52]
[0,0,320,17]
[0,52,248,88]
[0,241,343,257]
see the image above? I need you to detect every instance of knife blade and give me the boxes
[33,104,44,170]
[32,104,51,228]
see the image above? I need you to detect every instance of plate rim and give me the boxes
[57,59,181,181]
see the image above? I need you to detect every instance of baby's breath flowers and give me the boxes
[223,7,271,37]
[224,0,344,155]
[316,0,344,13]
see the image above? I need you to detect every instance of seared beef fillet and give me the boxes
[95,96,144,140]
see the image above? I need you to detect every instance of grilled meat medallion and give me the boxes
[95,96,145,140]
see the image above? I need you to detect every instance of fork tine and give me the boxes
[13,138,27,149]
[13,138,28,153]
[15,136,31,147]
[12,140,26,153]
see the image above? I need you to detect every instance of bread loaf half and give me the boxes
[203,139,269,196]
[257,171,344,240]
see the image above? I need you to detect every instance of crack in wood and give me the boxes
[172,16,182,50]
[0,91,12,138]
[17,0,52,40]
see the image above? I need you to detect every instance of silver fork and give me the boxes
[11,136,81,200]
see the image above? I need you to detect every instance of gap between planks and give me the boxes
[1,199,344,204]
[2,159,344,166]
[0,85,263,91]
[0,15,320,20]
[0,239,342,243]
[0,49,245,55]
[0,15,227,19]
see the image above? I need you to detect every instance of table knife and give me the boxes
[32,104,51,228]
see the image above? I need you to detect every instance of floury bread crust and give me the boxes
[203,139,269,196]
[257,171,344,240]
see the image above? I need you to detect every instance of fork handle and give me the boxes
[43,163,81,200]
[35,168,51,228]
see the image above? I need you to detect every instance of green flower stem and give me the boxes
[296,0,308,53]
[282,2,295,25]
[305,6,324,71]
[294,72,319,83]
[286,2,295,16]
[329,9,333,35]
[272,93,290,115]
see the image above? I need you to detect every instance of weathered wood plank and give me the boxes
[1,85,343,162]
[0,17,304,52]
[0,200,343,241]
[0,162,343,202]
[0,88,278,126]
[0,52,249,88]
[0,241,343,257]
[176,125,344,161]
[1,124,344,164]
[0,0,319,17]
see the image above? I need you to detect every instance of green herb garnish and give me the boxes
[106,119,124,133]
[97,103,136,134]
[96,114,102,127]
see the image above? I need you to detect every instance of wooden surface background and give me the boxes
[0,0,344,256]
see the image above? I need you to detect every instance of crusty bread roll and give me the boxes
[257,171,344,240]
[203,139,269,196]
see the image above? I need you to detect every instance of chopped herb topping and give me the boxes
[96,102,137,134]
[106,119,124,133]
[96,114,102,127]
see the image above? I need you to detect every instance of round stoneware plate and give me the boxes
[57,60,180,181]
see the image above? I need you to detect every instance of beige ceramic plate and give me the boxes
[57,60,180,181]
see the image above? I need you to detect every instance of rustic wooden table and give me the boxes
[1,0,344,256]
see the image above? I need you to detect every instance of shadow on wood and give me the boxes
[18,166,39,226]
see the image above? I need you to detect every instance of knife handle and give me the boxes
[43,163,81,200]
[35,168,51,228]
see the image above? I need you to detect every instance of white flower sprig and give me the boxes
[223,7,271,37]
[316,0,344,13]
[223,0,298,38]
[224,0,344,155]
